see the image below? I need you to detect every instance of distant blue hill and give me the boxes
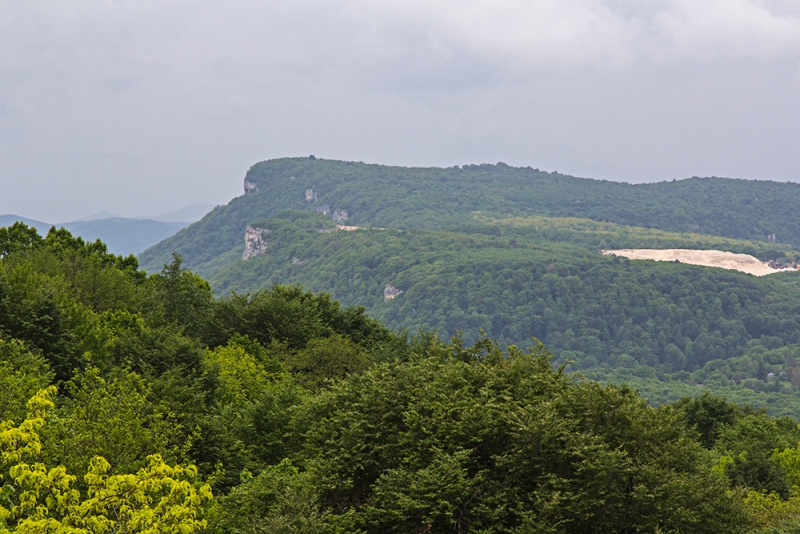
[0,214,189,256]
[0,215,51,234]
[72,203,213,224]
[61,218,190,256]
[149,203,213,223]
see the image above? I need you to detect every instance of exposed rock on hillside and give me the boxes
[244,178,259,194]
[333,209,348,224]
[602,249,799,276]
[384,284,403,301]
[317,224,362,233]
[305,189,318,202]
[316,204,331,215]
[242,226,270,260]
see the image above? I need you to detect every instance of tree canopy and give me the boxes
[4,224,800,532]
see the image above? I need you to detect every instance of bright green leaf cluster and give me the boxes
[0,388,211,534]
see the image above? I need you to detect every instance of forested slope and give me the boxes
[135,155,800,421]
[5,222,800,533]
[140,157,800,273]
[182,211,800,417]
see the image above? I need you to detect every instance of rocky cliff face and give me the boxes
[333,209,348,224]
[316,204,331,215]
[242,226,270,260]
[305,189,318,202]
[244,179,259,194]
[384,284,403,301]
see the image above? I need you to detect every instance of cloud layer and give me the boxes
[1,1,799,220]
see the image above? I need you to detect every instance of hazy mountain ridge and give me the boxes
[60,218,189,256]
[1,203,213,256]
[0,214,52,235]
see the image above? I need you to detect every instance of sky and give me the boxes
[1,1,800,222]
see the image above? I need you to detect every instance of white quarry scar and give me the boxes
[601,249,797,277]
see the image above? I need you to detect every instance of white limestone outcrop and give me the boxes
[242,226,270,260]
[244,179,259,194]
[333,209,349,224]
[384,284,403,301]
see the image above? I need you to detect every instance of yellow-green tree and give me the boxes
[0,388,211,533]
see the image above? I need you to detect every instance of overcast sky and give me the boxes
[2,1,800,222]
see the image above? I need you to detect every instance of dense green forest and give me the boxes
[158,210,800,418]
[7,222,800,532]
[140,157,800,273]
[135,158,800,421]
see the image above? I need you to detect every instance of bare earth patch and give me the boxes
[602,249,797,277]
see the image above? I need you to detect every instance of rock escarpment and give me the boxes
[242,226,270,260]
[244,179,259,194]
[333,209,348,224]
[384,284,403,301]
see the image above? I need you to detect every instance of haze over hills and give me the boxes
[57,218,189,256]
[72,203,214,224]
[0,203,213,256]
[74,210,120,222]
[146,203,214,223]
[0,215,51,235]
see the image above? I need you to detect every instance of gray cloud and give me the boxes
[1,1,799,221]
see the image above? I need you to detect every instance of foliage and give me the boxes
[141,253,215,340]
[207,460,323,534]
[0,339,53,424]
[7,223,800,530]
[0,223,42,260]
[39,367,183,481]
[286,333,372,389]
[0,388,211,533]
[285,338,744,533]
[136,159,800,420]
[743,490,800,534]
[205,283,398,355]
[167,211,800,417]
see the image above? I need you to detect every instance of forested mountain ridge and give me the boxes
[139,157,800,273]
[134,158,800,422]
